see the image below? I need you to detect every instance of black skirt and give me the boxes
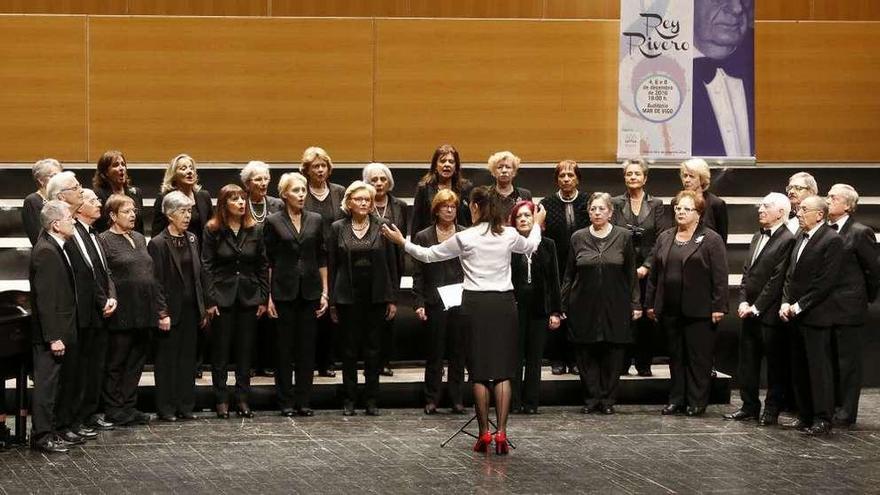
[461,290,519,382]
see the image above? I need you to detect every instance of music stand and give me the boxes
[440,414,516,449]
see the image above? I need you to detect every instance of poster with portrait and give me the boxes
[617,0,755,162]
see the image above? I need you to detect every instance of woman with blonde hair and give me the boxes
[152,154,213,244]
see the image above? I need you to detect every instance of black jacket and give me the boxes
[148,229,207,325]
[647,226,729,318]
[22,192,45,246]
[380,194,410,277]
[562,227,639,344]
[701,192,729,243]
[152,188,213,242]
[489,185,532,218]
[739,225,796,326]
[830,218,880,326]
[264,209,327,302]
[511,237,561,318]
[74,220,117,314]
[540,192,590,275]
[201,224,270,308]
[327,216,399,305]
[410,181,473,235]
[782,223,842,328]
[95,186,145,234]
[64,233,105,329]
[611,192,667,269]
[411,224,465,308]
[29,232,78,344]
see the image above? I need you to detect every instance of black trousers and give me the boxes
[791,322,834,424]
[737,318,790,416]
[154,306,198,416]
[31,343,63,443]
[576,342,625,408]
[103,328,149,423]
[315,312,336,372]
[76,324,109,425]
[625,278,658,373]
[662,315,716,408]
[211,304,256,405]
[253,313,275,372]
[830,324,862,423]
[338,303,385,406]
[423,304,466,407]
[380,318,394,367]
[54,340,81,433]
[275,299,319,410]
[512,310,548,410]
[547,319,575,368]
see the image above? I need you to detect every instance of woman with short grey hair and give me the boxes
[22,158,63,245]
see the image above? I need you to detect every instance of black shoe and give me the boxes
[522,406,539,415]
[59,431,86,445]
[568,365,579,375]
[723,409,759,421]
[581,404,601,414]
[451,404,467,415]
[686,406,706,417]
[758,413,779,427]
[280,408,295,417]
[510,405,524,415]
[86,416,115,431]
[380,366,394,377]
[0,425,11,449]
[551,365,565,375]
[157,414,178,423]
[129,411,152,425]
[343,402,356,416]
[74,427,98,439]
[318,369,336,378]
[424,403,437,415]
[636,369,653,377]
[216,404,230,419]
[661,404,684,416]
[177,412,197,421]
[620,366,631,376]
[263,368,275,378]
[601,405,615,415]
[784,418,811,431]
[804,421,832,436]
[296,407,315,417]
[236,404,254,418]
[365,402,380,416]
[195,370,204,379]
[33,437,69,454]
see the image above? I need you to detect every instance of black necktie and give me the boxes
[760,229,771,237]
[829,223,839,231]
[694,52,749,84]
[789,211,797,219]
[89,226,99,236]
[803,232,810,240]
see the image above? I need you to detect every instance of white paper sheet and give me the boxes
[436,283,464,311]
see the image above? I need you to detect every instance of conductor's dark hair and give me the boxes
[469,186,505,235]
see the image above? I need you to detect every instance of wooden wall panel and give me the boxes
[408,0,543,19]
[271,0,408,17]
[0,0,126,14]
[813,0,880,20]
[756,0,811,20]
[374,19,618,162]
[544,0,619,19]
[756,22,880,161]
[88,17,373,162]
[127,0,268,16]
[0,16,87,162]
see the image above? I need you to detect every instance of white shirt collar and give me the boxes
[49,232,67,248]
[804,222,824,239]
[829,214,849,230]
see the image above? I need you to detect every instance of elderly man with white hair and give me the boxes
[724,192,796,426]
[785,172,818,234]
[825,184,880,428]
[22,158,63,245]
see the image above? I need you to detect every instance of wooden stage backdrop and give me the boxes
[0,4,877,163]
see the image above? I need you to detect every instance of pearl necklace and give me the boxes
[249,197,267,223]
[557,190,578,203]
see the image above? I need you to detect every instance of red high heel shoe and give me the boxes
[473,432,492,453]
[495,432,509,455]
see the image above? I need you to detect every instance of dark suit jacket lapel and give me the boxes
[282,210,303,243]
[636,194,653,224]
[745,232,761,269]
[679,227,705,265]
[162,232,185,282]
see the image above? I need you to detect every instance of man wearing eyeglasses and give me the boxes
[724,193,795,426]
[785,172,818,234]
[825,184,880,428]
[779,195,842,436]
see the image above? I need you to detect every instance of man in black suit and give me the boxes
[73,189,118,431]
[825,184,880,427]
[724,193,795,425]
[692,0,755,157]
[29,201,79,453]
[779,195,843,436]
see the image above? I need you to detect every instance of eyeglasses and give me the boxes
[119,207,139,215]
[786,184,810,193]
[61,184,82,193]
[437,204,457,211]
[673,206,696,213]
[350,197,371,204]
[797,206,820,214]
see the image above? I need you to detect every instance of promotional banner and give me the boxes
[617,0,755,162]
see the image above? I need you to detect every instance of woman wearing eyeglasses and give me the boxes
[646,190,728,417]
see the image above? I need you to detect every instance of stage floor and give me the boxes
[2,390,880,493]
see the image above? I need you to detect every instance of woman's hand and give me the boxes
[316,295,329,318]
[206,306,220,319]
[711,312,724,324]
[646,308,656,321]
[548,314,561,330]
[415,307,427,321]
[158,316,171,332]
[256,304,267,318]
[329,305,339,324]
[102,298,118,318]
[386,303,397,321]
[636,266,649,279]
[533,204,547,228]
[632,309,643,320]
[267,299,278,319]
[381,224,406,246]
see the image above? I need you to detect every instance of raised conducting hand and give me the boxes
[381,224,406,246]
[415,307,427,321]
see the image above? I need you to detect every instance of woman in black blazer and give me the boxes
[201,184,269,419]
[147,191,208,422]
[22,158,63,246]
[363,162,409,376]
[562,193,640,415]
[92,150,145,234]
[410,144,473,234]
[611,159,668,377]
[152,154,213,243]
[412,189,467,415]
[328,181,399,416]
[509,201,561,414]
[264,173,329,417]
[679,158,728,243]
[647,190,728,417]
[301,146,345,378]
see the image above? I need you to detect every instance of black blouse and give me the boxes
[99,231,157,330]
[411,224,465,309]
